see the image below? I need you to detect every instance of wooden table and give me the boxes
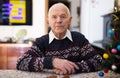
[0,70,120,78]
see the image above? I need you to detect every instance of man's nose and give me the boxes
[56,17,62,23]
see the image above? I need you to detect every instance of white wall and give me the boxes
[0,0,46,40]
[0,0,115,43]
[68,0,80,32]
[69,0,80,27]
[80,0,114,43]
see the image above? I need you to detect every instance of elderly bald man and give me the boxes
[16,3,103,75]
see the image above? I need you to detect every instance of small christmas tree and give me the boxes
[102,11,120,73]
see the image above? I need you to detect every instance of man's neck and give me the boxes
[54,32,66,40]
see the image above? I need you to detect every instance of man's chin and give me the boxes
[56,31,66,35]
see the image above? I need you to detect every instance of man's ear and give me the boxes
[69,16,72,24]
[68,16,72,29]
[70,16,72,22]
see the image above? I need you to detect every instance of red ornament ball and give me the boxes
[104,69,108,73]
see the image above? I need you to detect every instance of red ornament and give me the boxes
[104,69,108,73]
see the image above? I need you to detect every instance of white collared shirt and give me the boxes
[49,29,73,44]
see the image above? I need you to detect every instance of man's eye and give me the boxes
[60,16,66,19]
[52,16,57,19]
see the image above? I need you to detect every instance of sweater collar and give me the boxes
[49,29,73,44]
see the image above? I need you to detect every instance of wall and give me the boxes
[69,0,80,28]
[69,0,80,32]
[0,0,115,43]
[80,0,114,43]
[0,0,46,40]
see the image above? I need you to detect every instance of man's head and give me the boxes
[47,3,72,38]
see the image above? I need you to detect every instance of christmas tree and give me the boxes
[102,11,120,73]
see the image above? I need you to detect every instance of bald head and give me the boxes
[48,3,71,17]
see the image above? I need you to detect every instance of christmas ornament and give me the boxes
[98,72,104,77]
[117,45,120,51]
[104,69,108,73]
[111,48,117,54]
[111,65,117,71]
[103,53,109,59]
[108,29,114,35]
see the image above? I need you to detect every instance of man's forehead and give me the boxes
[50,7,67,15]
[48,3,70,17]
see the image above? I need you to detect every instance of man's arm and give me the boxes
[16,38,54,72]
[75,54,102,73]
[74,43,103,73]
[52,58,79,74]
[53,43,103,74]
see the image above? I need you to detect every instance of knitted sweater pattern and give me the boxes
[16,31,102,73]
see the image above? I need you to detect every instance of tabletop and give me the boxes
[0,70,120,78]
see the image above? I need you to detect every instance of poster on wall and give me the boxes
[10,0,26,23]
[0,0,32,25]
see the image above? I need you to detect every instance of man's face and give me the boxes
[48,6,72,34]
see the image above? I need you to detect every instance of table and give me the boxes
[0,70,120,78]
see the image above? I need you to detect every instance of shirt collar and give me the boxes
[49,29,73,44]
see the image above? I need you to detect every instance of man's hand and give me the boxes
[52,58,79,74]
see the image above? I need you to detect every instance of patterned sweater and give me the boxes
[16,31,103,73]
